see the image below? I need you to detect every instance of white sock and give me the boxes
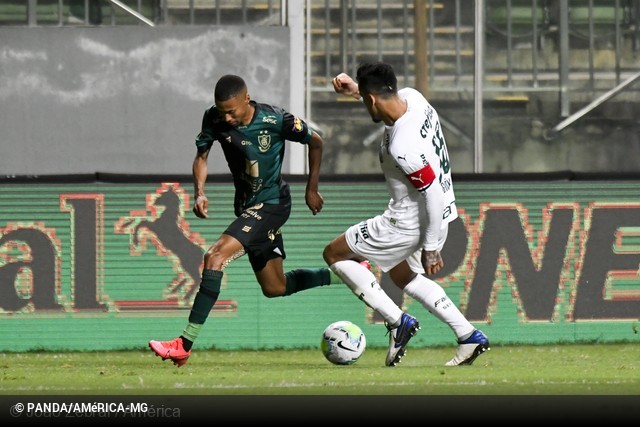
[403,274,474,340]
[330,260,403,326]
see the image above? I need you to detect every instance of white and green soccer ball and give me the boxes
[321,320,367,365]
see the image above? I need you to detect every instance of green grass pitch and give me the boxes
[1,343,638,422]
[2,343,638,395]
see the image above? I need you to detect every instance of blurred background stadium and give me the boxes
[2,0,640,174]
[0,1,638,352]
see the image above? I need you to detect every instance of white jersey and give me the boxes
[379,87,458,250]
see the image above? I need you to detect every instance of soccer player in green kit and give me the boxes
[149,74,346,366]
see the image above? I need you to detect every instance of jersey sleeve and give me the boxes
[419,184,445,251]
[281,111,313,144]
[195,107,217,152]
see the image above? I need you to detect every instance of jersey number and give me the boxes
[432,122,450,179]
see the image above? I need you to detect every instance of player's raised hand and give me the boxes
[332,73,360,99]
[193,195,209,219]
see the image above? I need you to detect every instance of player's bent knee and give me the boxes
[322,245,336,265]
[261,286,285,298]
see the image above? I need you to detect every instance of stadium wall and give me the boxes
[0,26,292,176]
[0,174,638,352]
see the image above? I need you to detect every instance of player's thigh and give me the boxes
[323,232,359,265]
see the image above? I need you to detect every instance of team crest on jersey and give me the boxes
[292,117,303,132]
[258,132,271,152]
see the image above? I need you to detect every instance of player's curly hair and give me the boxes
[356,62,397,98]
[215,75,247,101]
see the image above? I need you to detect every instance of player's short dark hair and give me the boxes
[214,75,247,101]
[356,62,397,98]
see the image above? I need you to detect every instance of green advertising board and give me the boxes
[0,179,638,351]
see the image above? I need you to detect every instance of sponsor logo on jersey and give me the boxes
[242,226,252,232]
[241,204,264,220]
[441,177,452,192]
[268,228,282,242]
[292,117,303,132]
[262,115,277,125]
[443,201,455,219]
[225,136,232,144]
[420,107,435,138]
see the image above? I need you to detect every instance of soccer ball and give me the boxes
[321,320,366,365]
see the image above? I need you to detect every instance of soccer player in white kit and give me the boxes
[323,62,490,367]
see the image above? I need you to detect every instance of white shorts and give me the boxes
[344,214,448,274]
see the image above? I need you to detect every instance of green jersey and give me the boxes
[195,101,313,210]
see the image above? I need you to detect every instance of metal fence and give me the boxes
[5,1,639,98]
[3,0,640,173]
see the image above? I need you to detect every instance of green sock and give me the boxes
[183,269,222,344]
[181,324,202,350]
[284,267,333,296]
